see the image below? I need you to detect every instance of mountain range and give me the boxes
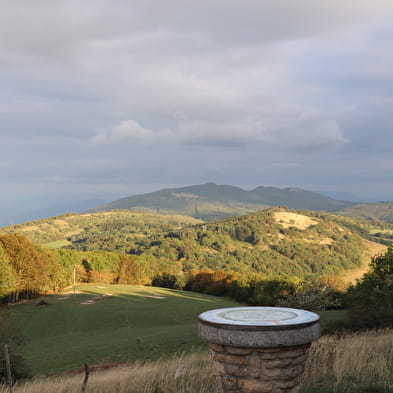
[87,182,353,221]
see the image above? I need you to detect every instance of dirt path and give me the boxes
[80,294,113,305]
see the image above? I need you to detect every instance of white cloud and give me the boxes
[93,120,154,144]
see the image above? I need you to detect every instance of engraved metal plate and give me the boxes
[199,307,319,327]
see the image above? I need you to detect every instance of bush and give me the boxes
[247,278,297,306]
[277,277,344,311]
[152,273,185,290]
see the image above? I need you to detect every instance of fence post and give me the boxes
[3,344,13,393]
[81,363,89,392]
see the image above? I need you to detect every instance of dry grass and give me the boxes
[1,352,217,393]
[273,212,318,230]
[2,330,393,393]
[303,329,393,391]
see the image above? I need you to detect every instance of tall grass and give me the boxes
[303,329,393,392]
[0,352,217,393]
[2,330,393,393]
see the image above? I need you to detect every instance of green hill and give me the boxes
[337,202,393,224]
[128,208,385,278]
[87,182,353,220]
[252,186,351,210]
[1,207,387,279]
[1,210,201,249]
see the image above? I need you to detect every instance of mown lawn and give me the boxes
[5,284,240,375]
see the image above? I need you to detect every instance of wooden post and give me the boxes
[81,363,89,392]
[3,344,13,393]
[73,266,76,297]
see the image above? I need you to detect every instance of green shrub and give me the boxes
[277,278,344,311]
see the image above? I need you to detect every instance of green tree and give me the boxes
[152,273,185,289]
[347,246,393,328]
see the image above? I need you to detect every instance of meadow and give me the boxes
[3,284,344,376]
[1,329,393,393]
[3,284,239,375]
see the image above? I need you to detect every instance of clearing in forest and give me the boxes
[273,212,318,230]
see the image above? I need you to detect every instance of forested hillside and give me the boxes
[87,182,352,220]
[128,208,384,277]
[1,211,201,248]
[1,208,386,290]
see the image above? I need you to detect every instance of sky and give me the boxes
[1,0,393,223]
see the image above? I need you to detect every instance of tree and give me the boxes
[0,234,50,302]
[347,246,393,328]
[369,246,393,278]
[0,248,15,301]
[152,273,185,289]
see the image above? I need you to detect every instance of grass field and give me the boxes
[4,284,240,375]
[2,329,393,393]
[3,284,349,377]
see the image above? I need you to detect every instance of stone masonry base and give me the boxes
[208,342,310,393]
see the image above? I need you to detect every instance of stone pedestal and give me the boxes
[199,307,320,393]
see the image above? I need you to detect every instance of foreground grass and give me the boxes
[2,329,393,393]
[4,284,240,375]
[303,329,393,392]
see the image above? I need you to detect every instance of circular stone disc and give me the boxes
[199,307,319,328]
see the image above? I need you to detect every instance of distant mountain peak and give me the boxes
[87,183,355,220]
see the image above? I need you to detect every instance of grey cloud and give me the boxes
[1,0,393,209]
[95,111,348,151]
[2,0,392,60]
[270,116,349,150]
[178,121,263,147]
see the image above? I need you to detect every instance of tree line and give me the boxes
[0,234,164,303]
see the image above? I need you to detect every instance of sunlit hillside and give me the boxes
[1,210,202,249]
[129,208,386,278]
[1,208,387,279]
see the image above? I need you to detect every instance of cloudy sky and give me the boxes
[1,0,393,223]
